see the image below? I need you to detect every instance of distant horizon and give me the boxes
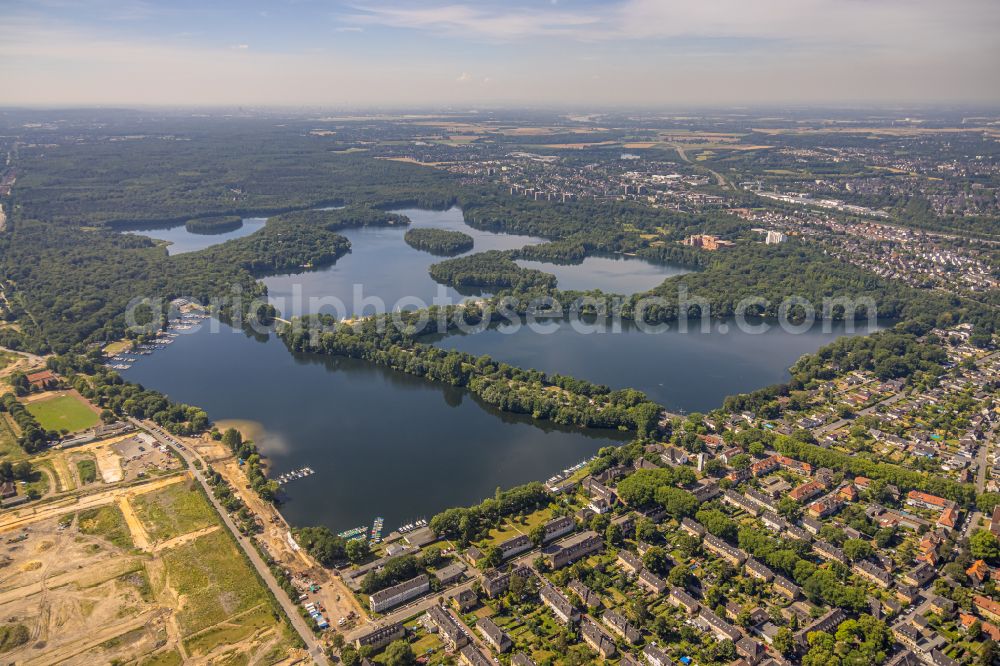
[2,0,998,107]
[3,103,1000,115]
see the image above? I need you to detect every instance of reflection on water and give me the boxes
[431,318,880,413]
[125,218,267,255]
[120,320,625,532]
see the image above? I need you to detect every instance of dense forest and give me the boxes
[403,228,474,256]
[0,206,408,353]
[13,136,455,227]
[279,310,664,434]
[185,215,243,235]
[429,251,556,291]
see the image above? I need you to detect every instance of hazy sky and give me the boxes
[3,0,999,107]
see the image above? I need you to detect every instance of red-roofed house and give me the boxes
[937,505,959,531]
[906,491,951,511]
[26,370,58,390]
[961,613,1000,641]
[968,560,990,585]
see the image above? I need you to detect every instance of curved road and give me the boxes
[130,418,329,666]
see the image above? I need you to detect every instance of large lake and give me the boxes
[119,206,873,533]
[126,217,267,254]
[430,319,879,413]
[263,207,691,317]
[120,321,626,533]
[125,207,691,315]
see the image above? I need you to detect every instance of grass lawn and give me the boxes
[161,529,271,636]
[78,505,135,550]
[132,481,219,542]
[0,416,26,462]
[25,393,99,433]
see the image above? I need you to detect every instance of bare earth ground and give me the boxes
[0,474,305,665]
[191,429,366,628]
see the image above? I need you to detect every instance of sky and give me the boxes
[2,0,999,108]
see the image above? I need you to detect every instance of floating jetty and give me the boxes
[397,518,427,534]
[276,467,314,485]
[370,516,384,543]
[338,526,368,541]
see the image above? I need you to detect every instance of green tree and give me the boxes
[382,639,416,666]
[843,539,874,562]
[971,529,1000,562]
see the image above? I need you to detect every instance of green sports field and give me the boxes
[24,393,100,433]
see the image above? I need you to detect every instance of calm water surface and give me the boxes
[126,218,267,255]
[120,321,625,532]
[432,319,879,413]
[515,255,690,293]
[119,207,868,532]
[263,207,691,316]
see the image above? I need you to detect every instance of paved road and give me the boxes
[132,419,330,666]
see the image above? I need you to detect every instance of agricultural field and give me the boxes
[23,392,99,433]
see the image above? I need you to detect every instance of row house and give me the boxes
[806,495,843,519]
[580,617,617,659]
[617,549,643,575]
[745,488,778,513]
[699,609,742,642]
[761,511,789,532]
[643,644,675,666]
[638,569,667,595]
[773,575,801,600]
[853,560,893,588]
[481,565,532,599]
[723,489,760,516]
[428,605,469,650]
[602,608,642,644]
[355,622,404,651]
[540,584,579,625]
[669,586,701,614]
[460,645,493,666]
[745,557,775,582]
[796,609,846,648]
[680,517,705,538]
[813,540,847,565]
[476,616,512,653]
[540,515,576,543]
[568,579,601,609]
[369,574,430,613]
[790,479,826,503]
[704,533,748,566]
[544,531,603,569]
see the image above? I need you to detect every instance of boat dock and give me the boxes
[337,526,367,541]
[276,467,315,485]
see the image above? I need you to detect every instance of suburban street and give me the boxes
[132,418,331,666]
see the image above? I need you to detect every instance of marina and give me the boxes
[276,467,315,485]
